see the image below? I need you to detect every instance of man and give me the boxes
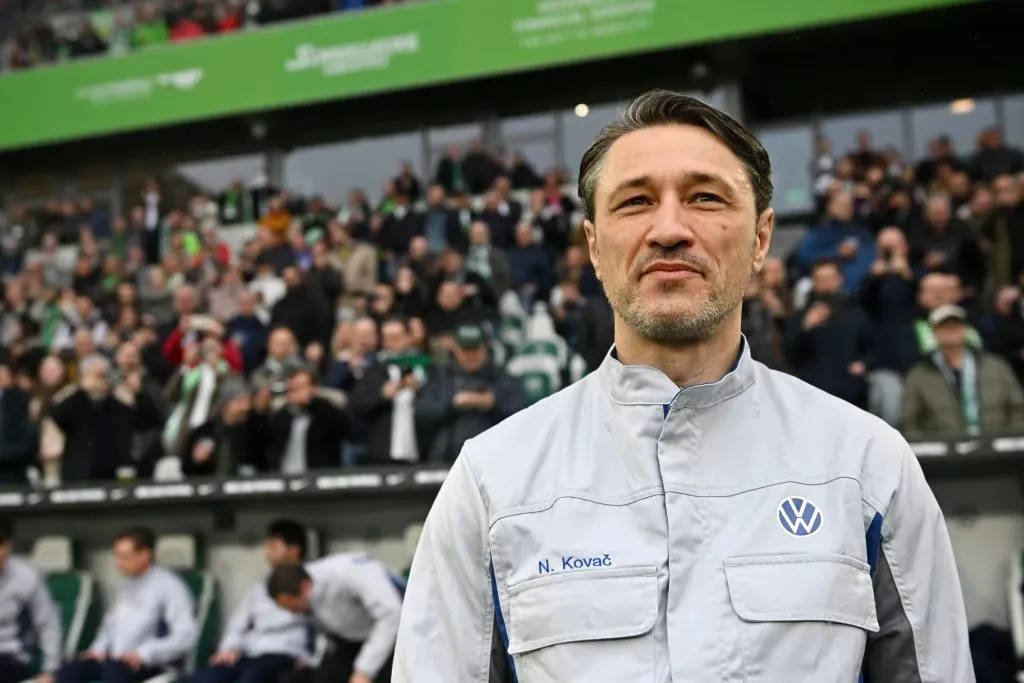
[57,528,196,683]
[901,304,1024,437]
[190,521,312,683]
[416,323,526,463]
[268,554,403,683]
[783,258,875,408]
[267,369,349,475]
[393,90,972,681]
[0,521,61,683]
[0,359,36,486]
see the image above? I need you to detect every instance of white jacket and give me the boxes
[393,341,973,682]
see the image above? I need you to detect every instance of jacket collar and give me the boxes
[597,335,757,410]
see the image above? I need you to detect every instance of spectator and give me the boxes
[970,128,1024,183]
[983,286,1024,386]
[268,369,349,474]
[507,222,554,310]
[434,145,464,194]
[270,267,335,352]
[784,259,875,408]
[350,317,429,464]
[794,190,876,297]
[29,355,70,485]
[981,173,1024,291]
[49,354,161,482]
[861,227,918,426]
[902,304,1024,437]
[0,359,35,486]
[393,161,422,203]
[131,2,170,48]
[50,293,108,354]
[57,528,196,683]
[905,193,984,292]
[226,290,270,373]
[417,322,526,463]
[420,185,461,255]
[182,378,267,476]
[161,330,238,458]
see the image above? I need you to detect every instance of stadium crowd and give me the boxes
[0,127,1022,490]
[1,0,418,71]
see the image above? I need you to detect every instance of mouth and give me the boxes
[641,261,701,280]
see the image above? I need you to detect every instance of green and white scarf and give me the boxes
[914,318,981,355]
[933,351,981,435]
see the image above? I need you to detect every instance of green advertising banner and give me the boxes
[0,0,982,151]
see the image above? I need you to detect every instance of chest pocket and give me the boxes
[724,553,879,682]
[505,566,658,683]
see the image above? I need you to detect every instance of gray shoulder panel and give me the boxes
[862,547,923,683]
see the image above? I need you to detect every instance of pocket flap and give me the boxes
[506,566,658,655]
[724,553,879,632]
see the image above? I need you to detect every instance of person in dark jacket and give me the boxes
[48,355,162,482]
[182,379,268,476]
[784,259,876,409]
[416,323,526,463]
[506,223,554,310]
[349,318,431,464]
[270,267,335,352]
[0,360,36,486]
[226,291,270,374]
[267,369,349,474]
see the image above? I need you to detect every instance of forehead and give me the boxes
[597,124,752,204]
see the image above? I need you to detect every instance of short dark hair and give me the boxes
[811,258,842,275]
[267,563,310,599]
[266,519,308,560]
[116,526,155,552]
[578,89,774,223]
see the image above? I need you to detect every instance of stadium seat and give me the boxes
[520,339,569,370]
[154,535,219,675]
[506,353,562,404]
[29,536,101,662]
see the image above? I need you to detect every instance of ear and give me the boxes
[750,208,774,276]
[582,219,602,281]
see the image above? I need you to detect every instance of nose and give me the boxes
[645,194,696,249]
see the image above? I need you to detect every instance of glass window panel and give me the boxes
[1003,94,1024,149]
[427,122,483,149]
[821,109,907,159]
[756,125,815,216]
[175,155,265,196]
[909,98,997,160]
[285,132,423,205]
[560,100,628,179]
[500,113,556,138]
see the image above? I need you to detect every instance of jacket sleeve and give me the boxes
[348,563,404,678]
[31,570,62,673]
[861,442,974,682]
[217,585,254,654]
[136,575,197,666]
[393,450,505,683]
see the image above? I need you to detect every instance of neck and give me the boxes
[941,346,966,369]
[613,310,742,387]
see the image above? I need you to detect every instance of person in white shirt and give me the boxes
[268,554,403,683]
[188,520,313,683]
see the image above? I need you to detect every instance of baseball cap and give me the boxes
[928,304,967,327]
[453,323,486,349]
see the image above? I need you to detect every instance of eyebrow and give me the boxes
[608,171,734,200]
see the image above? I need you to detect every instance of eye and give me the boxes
[692,192,723,204]
[617,196,651,210]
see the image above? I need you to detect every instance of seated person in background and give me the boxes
[902,304,1024,437]
[269,554,404,683]
[189,520,312,683]
[57,527,196,683]
[0,521,61,683]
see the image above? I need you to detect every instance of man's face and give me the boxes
[353,320,378,353]
[812,264,843,295]
[115,342,140,371]
[288,373,314,407]
[925,197,951,228]
[454,344,487,372]
[427,186,446,206]
[994,175,1020,208]
[469,223,489,246]
[934,320,967,349]
[274,587,310,615]
[583,124,771,344]
[380,322,408,354]
[114,538,150,578]
[264,537,298,567]
[268,330,294,360]
[828,192,854,222]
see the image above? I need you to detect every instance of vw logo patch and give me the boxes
[778,496,822,537]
